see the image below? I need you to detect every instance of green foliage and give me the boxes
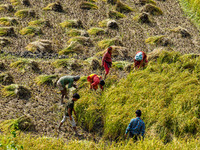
[145,35,165,45]
[1,84,18,97]
[115,1,134,13]
[108,10,126,19]
[43,3,56,11]
[179,0,200,29]
[80,1,98,10]
[75,51,200,140]
[19,26,42,36]
[87,27,106,35]
[98,37,122,49]
[35,75,57,86]
[0,17,18,26]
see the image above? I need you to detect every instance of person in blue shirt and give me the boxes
[125,110,145,140]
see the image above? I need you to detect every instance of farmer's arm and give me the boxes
[68,108,72,120]
[125,119,134,138]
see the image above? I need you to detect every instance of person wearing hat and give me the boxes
[102,47,112,79]
[57,75,80,104]
[87,74,105,91]
[125,110,145,141]
[58,93,80,134]
[134,51,148,70]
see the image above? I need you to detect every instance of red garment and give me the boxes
[102,51,112,74]
[87,74,103,90]
[104,62,110,75]
[134,51,148,68]
[102,51,112,66]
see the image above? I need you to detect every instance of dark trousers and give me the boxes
[129,132,138,141]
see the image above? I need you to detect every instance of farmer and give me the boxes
[58,93,80,134]
[87,74,105,91]
[57,75,80,104]
[125,110,145,141]
[134,51,148,70]
[102,46,112,79]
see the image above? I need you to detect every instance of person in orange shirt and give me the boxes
[87,74,105,91]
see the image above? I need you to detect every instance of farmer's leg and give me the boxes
[61,88,67,104]
[59,115,67,130]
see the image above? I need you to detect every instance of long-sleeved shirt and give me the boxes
[58,76,75,88]
[102,51,112,66]
[125,117,145,137]
[87,74,103,90]
[134,51,148,68]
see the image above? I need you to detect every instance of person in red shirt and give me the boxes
[87,74,105,91]
[102,47,112,79]
[134,51,148,70]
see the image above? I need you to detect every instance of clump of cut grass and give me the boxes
[10,0,20,5]
[35,75,58,86]
[140,0,156,5]
[87,27,106,35]
[19,26,42,36]
[10,59,29,70]
[60,20,83,29]
[170,26,191,38]
[43,2,63,12]
[0,72,14,85]
[98,37,123,49]
[0,116,34,132]
[66,29,83,37]
[26,40,52,53]
[28,19,50,27]
[52,59,69,68]
[99,19,113,27]
[115,1,134,13]
[79,1,98,10]
[0,17,18,26]
[0,37,10,46]
[67,36,92,46]
[14,9,36,18]
[1,84,18,97]
[0,4,14,12]
[0,27,15,37]
[145,35,166,45]
[59,41,84,55]
[108,10,126,19]
[142,4,163,15]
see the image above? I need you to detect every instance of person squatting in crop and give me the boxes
[125,110,145,141]
[58,93,80,134]
[102,46,112,79]
[134,51,148,70]
[57,76,80,105]
[87,74,105,91]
